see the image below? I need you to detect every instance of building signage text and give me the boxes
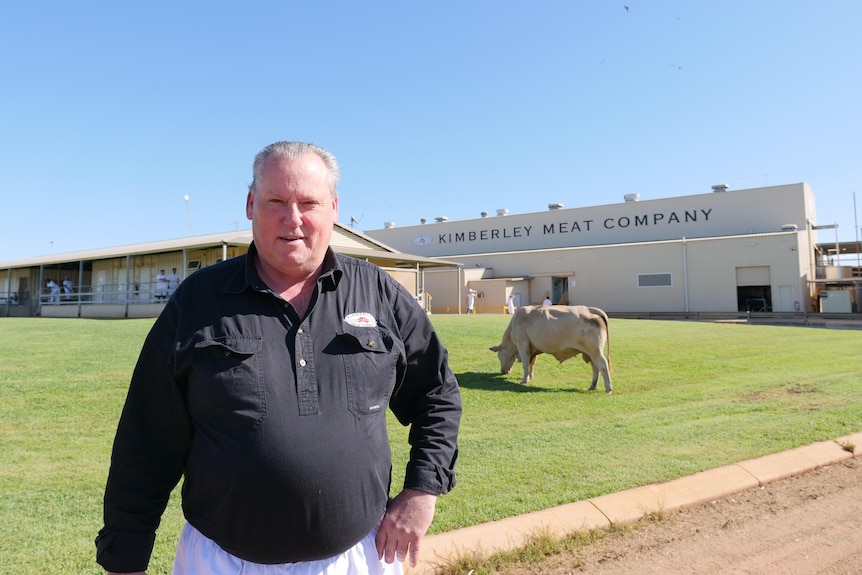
[433,208,713,245]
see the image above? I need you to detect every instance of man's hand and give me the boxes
[375,488,437,567]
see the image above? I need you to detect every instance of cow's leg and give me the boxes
[517,343,532,384]
[579,353,599,390]
[594,354,612,393]
[588,359,600,391]
[528,352,540,383]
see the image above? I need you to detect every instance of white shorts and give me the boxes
[171,522,404,575]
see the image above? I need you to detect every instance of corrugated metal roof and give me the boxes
[0,223,460,270]
[0,230,256,268]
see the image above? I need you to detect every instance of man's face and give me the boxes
[246,153,338,282]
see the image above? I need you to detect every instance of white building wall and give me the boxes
[369,184,819,314]
[367,184,814,258]
[420,232,808,313]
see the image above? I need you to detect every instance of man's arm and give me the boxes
[375,488,437,567]
[97,303,190,572]
[383,287,462,566]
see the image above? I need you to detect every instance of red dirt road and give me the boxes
[504,457,862,575]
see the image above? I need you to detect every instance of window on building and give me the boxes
[638,273,672,287]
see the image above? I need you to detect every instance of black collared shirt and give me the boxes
[96,244,461,571]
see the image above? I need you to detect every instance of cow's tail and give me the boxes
[593,307,611,372]
[605,319,612,373]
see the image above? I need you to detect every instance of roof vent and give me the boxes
[712,184,729,193]
[420,218,427,224]
[624,193,639,202]
[384,221,395,229]
[781,223,798,231]
[548,202,564,210]
[480,211,488,218]
[434,216,449,223]
[496,208,509,216]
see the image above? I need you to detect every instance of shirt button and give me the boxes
[298,328,303,334]
[367,341,375,347]
[299,359,307,367]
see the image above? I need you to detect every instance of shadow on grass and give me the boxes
[454,371,591,394]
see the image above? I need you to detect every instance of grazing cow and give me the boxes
[489,305,612,392]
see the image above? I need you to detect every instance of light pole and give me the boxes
[854,191,860,268]
[184,195,193,236]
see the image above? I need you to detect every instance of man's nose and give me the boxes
[282,203,303,225]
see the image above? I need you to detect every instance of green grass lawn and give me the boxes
[1,316,860,574]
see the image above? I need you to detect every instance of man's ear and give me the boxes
[246,190,254,220]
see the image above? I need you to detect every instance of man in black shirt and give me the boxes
[96,141,462,574]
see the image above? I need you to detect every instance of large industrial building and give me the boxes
[364,183,861,314]
[2,183,859,319]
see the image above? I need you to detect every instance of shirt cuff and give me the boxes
[95,527,156,573]
[403,460,457,495]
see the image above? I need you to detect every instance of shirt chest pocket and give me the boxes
[187,336,265,430]
[337,326,398,419]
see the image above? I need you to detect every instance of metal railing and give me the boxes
[36,280,178,306]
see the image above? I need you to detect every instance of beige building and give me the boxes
[365,183,860,314]
[0,224,457,318]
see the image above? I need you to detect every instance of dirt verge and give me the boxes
[498,457,861,575]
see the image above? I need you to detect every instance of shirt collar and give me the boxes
[224,242,343,295]
[318,247,342,292]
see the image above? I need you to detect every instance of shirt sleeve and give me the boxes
[387,285,462,496]
[96,301,192,572]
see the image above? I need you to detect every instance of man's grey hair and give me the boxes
[249,141,340,197]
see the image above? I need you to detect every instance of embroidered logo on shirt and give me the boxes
[344,312,377,327]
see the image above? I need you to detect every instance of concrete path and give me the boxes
[411,431,862,575]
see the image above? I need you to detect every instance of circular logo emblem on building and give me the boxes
[412,235,433,247]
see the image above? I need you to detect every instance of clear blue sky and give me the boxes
[2,1,860,264]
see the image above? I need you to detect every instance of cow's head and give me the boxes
[489,344,517,375]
